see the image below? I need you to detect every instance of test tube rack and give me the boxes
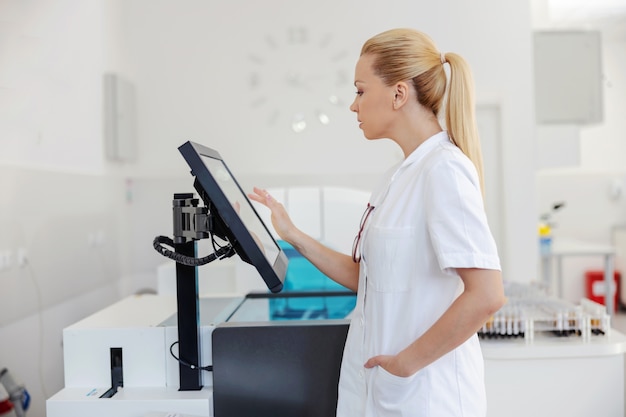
[478,282,611,342]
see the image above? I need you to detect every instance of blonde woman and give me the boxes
[250,28,505,417]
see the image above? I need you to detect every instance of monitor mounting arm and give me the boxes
[153,189,236,266]
[153,192,235,391]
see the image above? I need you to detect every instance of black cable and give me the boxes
[169,341,213,372]
[210,231,225,255]
[153,235,235,266]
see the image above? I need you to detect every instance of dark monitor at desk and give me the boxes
[211,292,353,417]
[212,318,349,417]
[178,141,287,293]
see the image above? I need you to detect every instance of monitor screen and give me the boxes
[212,319,349,417]
[178,141,287,293]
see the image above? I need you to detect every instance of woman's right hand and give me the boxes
[250,187,359,291]
[248,187,297,243]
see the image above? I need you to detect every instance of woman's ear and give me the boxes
[392,82,409,109]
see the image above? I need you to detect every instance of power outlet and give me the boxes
[609,178,623,201]
[95,230,105,246]
[0,250,13,271]
[16,248,28,267]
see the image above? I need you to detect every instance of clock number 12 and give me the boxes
[287,26,308,44]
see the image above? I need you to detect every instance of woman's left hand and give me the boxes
[364,354,413,378]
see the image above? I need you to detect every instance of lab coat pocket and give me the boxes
[365,226,418,292]
[371,366,425,416]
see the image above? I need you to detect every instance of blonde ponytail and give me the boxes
[444,53,485,196]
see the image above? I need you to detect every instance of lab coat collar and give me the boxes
[394,131,451,177]
[372,131,451,208]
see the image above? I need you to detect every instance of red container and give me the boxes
[585,270,620,312]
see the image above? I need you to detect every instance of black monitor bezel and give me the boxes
[212,320,349,417]
[178,141,286,293]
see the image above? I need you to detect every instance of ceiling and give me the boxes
[532,0,626,40]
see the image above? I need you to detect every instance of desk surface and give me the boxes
[549,237,615,256]
[68,294,626,362]
[481,328,626,359]
[66,294,243,329]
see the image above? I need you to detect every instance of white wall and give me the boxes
[579,36,626,169]
[0,2,125,416]
[0,0,107,173]
[0,166,125,417]
[533,11,626,304]
[114,0,537,284]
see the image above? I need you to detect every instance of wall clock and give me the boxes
[248,26,352,133]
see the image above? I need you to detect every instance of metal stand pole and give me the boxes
[175,240,202,390]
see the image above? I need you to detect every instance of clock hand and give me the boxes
[285,71,304,87]
[284,71,325,89]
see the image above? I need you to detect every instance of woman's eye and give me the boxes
[355,91,363,96]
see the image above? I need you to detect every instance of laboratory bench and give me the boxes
[482,330,626,417]
[46,292,626,417]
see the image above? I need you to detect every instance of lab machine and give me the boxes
[47,141,356,417]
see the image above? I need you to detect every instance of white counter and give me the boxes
[48,294,626,417]
[482,331,626,417]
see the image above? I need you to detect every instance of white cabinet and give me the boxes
[534,31,603,125]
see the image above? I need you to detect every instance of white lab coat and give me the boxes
[336,132,501,417]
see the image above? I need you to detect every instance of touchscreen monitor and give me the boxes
[178,141,287,293]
